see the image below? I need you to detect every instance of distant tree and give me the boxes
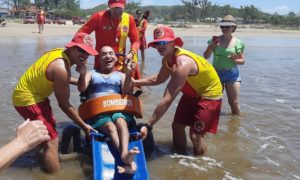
[181,0,198,22]
[125,0,140,15]
[240,5,260,24]
[34,0,43,9]
[197,0,211,20]
[222,5,232,15]
[286,12,299,27]
[270,13,284,26]
[11,0,30,16]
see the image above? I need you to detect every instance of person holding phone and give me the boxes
[203,15,245,115]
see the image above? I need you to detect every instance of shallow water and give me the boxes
[0,34,300,180]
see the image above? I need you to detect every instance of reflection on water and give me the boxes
[0,35,300,179]
[36,36,45,55]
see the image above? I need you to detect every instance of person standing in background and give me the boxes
[36,10,45,34]
[203,15,245,115]
[78,0,141,80]
[135,9,148,61]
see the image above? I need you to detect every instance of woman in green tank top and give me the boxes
[203,15,246,115]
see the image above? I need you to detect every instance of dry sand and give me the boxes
[1,22,300,39]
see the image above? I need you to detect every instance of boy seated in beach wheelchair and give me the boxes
[60,46,153,174]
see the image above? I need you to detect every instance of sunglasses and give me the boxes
[220,26,232,29]
[154,41,170,46]
[76,46,88,55]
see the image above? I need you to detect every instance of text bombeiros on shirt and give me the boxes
[103,99,133,107]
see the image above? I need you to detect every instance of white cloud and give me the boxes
[141,0,154,6]
[264,5,291,15]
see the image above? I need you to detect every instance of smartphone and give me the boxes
[212,36,219,44]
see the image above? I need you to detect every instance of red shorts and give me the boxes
[174,95,222,135]
[139,36,147,50]
[37,20,45,24]
[15,98,57,140]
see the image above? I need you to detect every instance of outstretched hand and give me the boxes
[16,119,50,152]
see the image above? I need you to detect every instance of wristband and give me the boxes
[146,123,153,131]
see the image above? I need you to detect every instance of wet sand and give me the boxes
[1,22,300,38]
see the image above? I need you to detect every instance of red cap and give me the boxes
[108,0,126,8]
[65,33,98,56]
[148,26,183,48]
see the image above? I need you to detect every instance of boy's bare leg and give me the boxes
[115,118,130,162]
[100,122,119,149]
[115,118,140,174]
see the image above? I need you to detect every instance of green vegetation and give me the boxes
[0,0,299,28]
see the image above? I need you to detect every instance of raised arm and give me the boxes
[50,59,96,136]
[147,57,191,127]
[121,61,135,94]
[0,120,50,171]
[203,39,218,59]
[77,65,92,92]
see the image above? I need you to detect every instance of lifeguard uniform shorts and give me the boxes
[174,95,222,135]
[15,98,57,140]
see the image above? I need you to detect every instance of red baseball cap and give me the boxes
[65,33,98,56]
[108,0,126,8]
[148,26,184,48]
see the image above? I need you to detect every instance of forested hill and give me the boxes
[82,3,299,28]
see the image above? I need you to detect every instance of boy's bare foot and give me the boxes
[122,147,140,164]
[117,161,137,174]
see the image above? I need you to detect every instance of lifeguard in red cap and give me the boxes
[12,33,98,173]
[78,0,141,80]
[134,26,223,155]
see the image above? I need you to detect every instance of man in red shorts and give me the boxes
[134,26,223,155]
[134,9,148,61]
[36,10,45,33]
[78,0,141,80]
[12,32,98,173]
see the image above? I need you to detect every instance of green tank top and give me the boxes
[207,37,245,70]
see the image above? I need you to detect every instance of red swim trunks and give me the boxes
[174,95,222,135]
[15,98,57,140]
[139,36,147,50]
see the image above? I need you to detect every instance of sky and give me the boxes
[80,0,300,15]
